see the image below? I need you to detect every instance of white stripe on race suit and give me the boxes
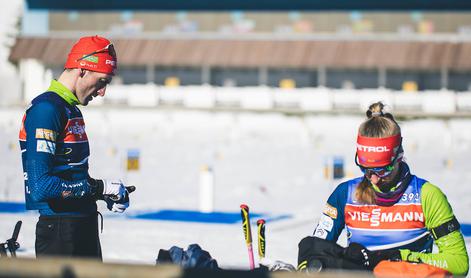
[68,157,89,166]
[366,231,430,251]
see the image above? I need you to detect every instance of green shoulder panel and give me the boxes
[399,182,469,276]
[421,182,454,229]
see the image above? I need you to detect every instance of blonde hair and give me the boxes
[355,102,401,204]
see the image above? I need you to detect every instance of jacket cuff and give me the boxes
[88,178,104,199]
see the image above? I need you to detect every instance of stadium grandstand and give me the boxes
[4,1,471,115]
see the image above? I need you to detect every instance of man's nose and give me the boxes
[97,86,106,97]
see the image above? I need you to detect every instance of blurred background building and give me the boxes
[1,1,471,271]
[2,0,471,114]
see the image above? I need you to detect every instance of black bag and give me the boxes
[297,236,366,271]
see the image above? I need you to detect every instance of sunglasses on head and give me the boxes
[76,43,116,62]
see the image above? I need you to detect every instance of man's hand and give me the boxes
[89,178,130,201]
[343,242,401,269]
[105,196,129,213]
[104,186,135,213]
[89,178,135,213]
[101,179,127,201]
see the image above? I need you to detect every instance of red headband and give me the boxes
[356,134,402,167]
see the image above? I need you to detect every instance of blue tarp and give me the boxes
[0,202,26,213]
[130,209,291,224]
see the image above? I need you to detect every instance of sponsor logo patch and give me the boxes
[56,147,73,155]
[64,118,88,142]
[314,227,328,239]
[62,191,72,198]
[318,215,334,232]
[357,144,391,152]
[35,128,57,141]
[81,55,99,63]
[36,140,56,154]
[79,61,98,69]
[345,204,425,229]
[323,203,338,219]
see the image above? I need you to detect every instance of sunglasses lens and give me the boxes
[361,164,394,178]
[99,78,112,85]
[107,44,116,59]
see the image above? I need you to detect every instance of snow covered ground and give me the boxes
[1,107,470,269]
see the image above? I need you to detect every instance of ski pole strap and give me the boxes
[430,217,460,240]
[97,211,104,233]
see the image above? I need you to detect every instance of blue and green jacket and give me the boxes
[314,164,468,275]
[19,80,96,216]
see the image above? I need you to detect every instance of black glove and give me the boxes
[343,242,401,270]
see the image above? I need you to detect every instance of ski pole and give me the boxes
[240,204,255,270]
[8,221,22,257]
[257,219,266,262]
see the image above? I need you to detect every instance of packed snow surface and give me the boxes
[1,107,470,268]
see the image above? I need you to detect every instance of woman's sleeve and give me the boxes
[399,182,469,276]
[313,182,348,243]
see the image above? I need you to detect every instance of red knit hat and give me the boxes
[64,35,117,74]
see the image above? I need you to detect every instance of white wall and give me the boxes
[12,60,470,116]
[106,84,466,115]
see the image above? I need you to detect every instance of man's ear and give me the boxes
[79,69,86,78]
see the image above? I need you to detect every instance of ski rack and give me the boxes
[0,221,22,258]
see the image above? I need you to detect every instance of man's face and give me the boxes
[76,70,112,106]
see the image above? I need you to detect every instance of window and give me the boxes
[386,70,441,91]
[211,68,259,86]
[326,69,378,89]
[268,69,316,88]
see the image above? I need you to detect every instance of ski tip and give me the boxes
[240,204,249,210]
[257,219,265,225]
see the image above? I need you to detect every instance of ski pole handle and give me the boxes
[240,204,255,270]
[109,185,136,202]
[257,219,266,260]
[240,204,253,244]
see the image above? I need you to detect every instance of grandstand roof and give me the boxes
[25,0,471,11]
[9,36,471,70]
